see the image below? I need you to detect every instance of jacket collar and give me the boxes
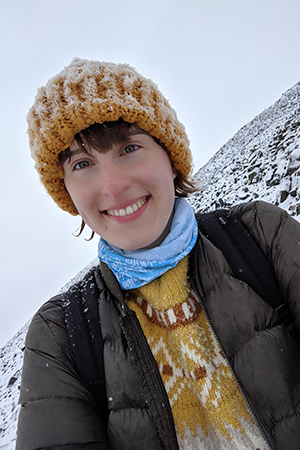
[98,260,125,306]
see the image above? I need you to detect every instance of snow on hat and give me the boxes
[28,58,192,215]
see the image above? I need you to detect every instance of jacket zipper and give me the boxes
[189,277,275,450]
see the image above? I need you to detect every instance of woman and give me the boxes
[17,58,300,450]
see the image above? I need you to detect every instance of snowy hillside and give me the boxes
[1,81,300,450]
[189,81,300,215]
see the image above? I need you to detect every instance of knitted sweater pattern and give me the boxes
[126,256,268,450]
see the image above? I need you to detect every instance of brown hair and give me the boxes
[60,119,198,238]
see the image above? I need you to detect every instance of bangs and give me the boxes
[59,119,146,165]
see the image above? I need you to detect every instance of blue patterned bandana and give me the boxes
[98,198,198,290]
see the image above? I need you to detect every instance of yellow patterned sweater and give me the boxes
[126,256,268,450]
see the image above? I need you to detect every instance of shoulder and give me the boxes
[25,295,66,358]
[26,264,103,359]
[229,200,300,257]
[230,200,289,229]
[228,202,300,310]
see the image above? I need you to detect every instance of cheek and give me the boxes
[66,184,94,215]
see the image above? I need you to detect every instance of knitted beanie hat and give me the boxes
[28,57,192,215]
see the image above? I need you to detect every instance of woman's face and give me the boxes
[63,131,176,250]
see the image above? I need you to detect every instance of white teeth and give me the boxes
[107,198,147,217]
[126,206,134,215]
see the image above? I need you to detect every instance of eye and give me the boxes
[74,160,92,170]
[121,144,139,155]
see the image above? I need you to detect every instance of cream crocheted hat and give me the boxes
[28,58,192,215]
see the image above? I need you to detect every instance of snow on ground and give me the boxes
[1,81,299,450]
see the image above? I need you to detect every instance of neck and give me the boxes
[141,207,175,250]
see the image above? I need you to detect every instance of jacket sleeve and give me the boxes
[16,296,110,450]
[233,200,300,333]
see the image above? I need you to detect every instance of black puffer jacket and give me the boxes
[17,201,300,450]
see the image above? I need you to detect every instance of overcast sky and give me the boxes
[1,0,300,346]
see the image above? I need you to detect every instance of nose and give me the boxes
[100,160,132,198]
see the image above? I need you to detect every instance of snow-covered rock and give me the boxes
[1,81,299,450]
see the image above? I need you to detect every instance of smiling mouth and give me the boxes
[105,197,148,217]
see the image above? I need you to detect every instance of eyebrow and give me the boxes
[61,147,91,167]
[66,148,87,159]
[127,129,148,137]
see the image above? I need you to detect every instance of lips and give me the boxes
[106,197,148,217]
